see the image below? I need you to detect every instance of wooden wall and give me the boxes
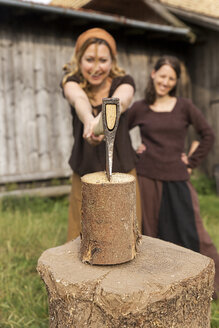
[0,13,192,184]
[187,29,219,176]
[0,24,74,183]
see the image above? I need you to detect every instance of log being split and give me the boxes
[80,171,140,265]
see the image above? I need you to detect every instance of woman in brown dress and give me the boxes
[61,28,141,241]
[128,55,219,297]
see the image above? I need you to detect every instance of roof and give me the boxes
[49,0,196,41]
[0,0,195,41]
[50,0,90,9]
[83,0,171,25]
[159,0,219,31]
[159,0,219,18]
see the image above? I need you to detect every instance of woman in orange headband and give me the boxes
[61,28,141,241]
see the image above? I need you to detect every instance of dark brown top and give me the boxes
[62,74,137,176]
[128,97,215,181]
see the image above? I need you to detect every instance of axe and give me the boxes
[93,97,120,181]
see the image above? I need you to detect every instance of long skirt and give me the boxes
[138,174,219,297]
[67,168,142,241]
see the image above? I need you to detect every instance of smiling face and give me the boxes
[79,43,112,87]
[151,64,177,98]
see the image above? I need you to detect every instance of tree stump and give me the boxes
[80,172,140,265]
[37,236,214,328]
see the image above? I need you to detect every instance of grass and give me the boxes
[0,172,219,327]
[0,196,68,328]
[199,193,219,327]
[191,172,219,327]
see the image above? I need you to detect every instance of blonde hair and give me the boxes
[62,38,125,100]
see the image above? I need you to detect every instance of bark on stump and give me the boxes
[80,172,140,265]
[37,236,214,328]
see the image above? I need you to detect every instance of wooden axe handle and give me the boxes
[93,102,119,136]
[102,97,120,181]
[93,114,104,136]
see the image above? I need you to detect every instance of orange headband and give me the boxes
[75,28,117,56]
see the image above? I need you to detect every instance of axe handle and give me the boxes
[93,114,104,136]
[102,98,120,181]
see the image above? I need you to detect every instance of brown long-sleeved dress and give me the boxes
[62,74,142,240]
[128,97,219,297]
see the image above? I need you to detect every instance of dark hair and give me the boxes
[145,55,181,105]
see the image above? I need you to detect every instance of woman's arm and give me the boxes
[63,81,95,138]
[188,140,200,157]
[181,140,200,174]
[186,100,215,168]
[112,83,135,114]
[92,83,135,136]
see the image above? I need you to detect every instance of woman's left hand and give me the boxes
[181,153,192,174]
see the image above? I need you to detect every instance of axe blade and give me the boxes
[102,97,120,181]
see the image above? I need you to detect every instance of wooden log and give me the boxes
[37,236,215,328]
[80,172,140,265]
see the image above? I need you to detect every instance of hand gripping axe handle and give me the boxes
[102,97,120,181]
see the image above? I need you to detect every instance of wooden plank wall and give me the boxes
[188,29,219,176]
[0,26,74,183]
[0,22,191,184]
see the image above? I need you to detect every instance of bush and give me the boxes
[190,170,216,195]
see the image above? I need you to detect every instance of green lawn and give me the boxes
[0,174,218,327]
[0,196,68,328]
[199,193,219,328]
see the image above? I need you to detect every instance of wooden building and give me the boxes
[0,0,217,189]
[160,0,219,175]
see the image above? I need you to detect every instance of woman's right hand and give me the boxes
[87,134,105,146]
[83,115,104,146]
